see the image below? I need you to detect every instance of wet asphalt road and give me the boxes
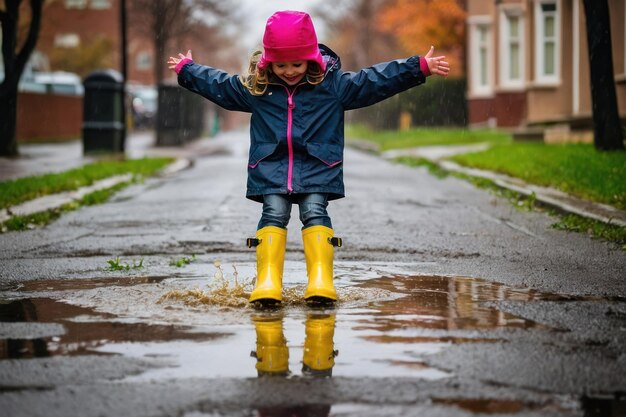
[0,130,625,417]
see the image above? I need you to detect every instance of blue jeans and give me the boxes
[258,193,332,230]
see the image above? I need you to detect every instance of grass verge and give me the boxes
[450,143,626,210]
[1,157,174,232]
[394,156,626,248]
[0,157,173,209]
[346,124,511,151]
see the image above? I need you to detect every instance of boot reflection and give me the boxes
[250,314,289,377]
[302,313,338,377]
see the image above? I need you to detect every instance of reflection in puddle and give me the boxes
[249,313,336,417]
[355,275,550,333]
[0,298,228,359]
[433,398,537,414]
[251,313,337,378]
[253,405,331,417]
[15,276,171,292]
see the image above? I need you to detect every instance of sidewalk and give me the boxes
[348,140,626,228]
[0,131,233,224]
[0,131,229,182]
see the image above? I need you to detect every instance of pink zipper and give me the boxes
[283,84,304,193]
[287,93,295,193]
[267,82,304,193]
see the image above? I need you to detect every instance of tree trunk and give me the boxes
[0,84,19,156]
[0,0,44,157]
[582,0,624,150]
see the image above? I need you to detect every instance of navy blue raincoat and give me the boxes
[177,45,426,203]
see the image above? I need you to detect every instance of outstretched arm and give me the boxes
[168,49,251,112]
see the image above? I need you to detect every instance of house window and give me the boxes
[500,9,524,88]
[136,51,152,71]
[54,33,80,48]
[90,0,111,9]
[534,0,560,84]
[469,18,493,97]
[65,0,87,9]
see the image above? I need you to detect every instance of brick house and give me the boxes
[37,0,154,84]
[465,0,626,138]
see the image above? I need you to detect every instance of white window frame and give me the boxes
[534,0,560,85]
[54,33,80,48]
[65,0,87,9]
[90,0,112,10]
[499,7,525,89]
[469,16,494,97]
[135,51,152,71]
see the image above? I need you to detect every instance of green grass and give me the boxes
[106,256,145,271]
[551,213,626,248]
[346,124,511,151]
[450,143,626,210]
[0,157,174,209]
[169,254,197,268]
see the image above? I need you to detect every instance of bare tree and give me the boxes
[0,0,43,157]
[315,0,401,70]
[128,0,233,85]
[582,0,624,150]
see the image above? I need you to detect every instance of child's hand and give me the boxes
[424,46,450,77]
[167,50,193,70]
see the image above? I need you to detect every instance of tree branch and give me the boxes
[15,0,43,77]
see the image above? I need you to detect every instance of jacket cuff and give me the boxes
[419,57,431,77]
[175,58,193,74]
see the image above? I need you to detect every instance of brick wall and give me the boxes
[17,92,83,141]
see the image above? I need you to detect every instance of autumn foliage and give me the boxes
[378,0,465,76]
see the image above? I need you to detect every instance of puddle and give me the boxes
[0,271,583,380]
[0,298,229,359]
[14,275,171,292]
[432,398,559,414]
[353,275,550,333]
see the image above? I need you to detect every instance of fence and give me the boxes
[348,77,467,130]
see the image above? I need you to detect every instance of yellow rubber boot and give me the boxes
[249,226,287,303]
[302,225,337,301]
[302,314,337,377]
[251,316,289,376]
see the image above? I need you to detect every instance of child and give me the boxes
[168,10,450,305]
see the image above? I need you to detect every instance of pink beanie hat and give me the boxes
[257,10,326,72]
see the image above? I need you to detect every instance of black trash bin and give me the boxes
[156,84,205,146]
[82,70,125,154]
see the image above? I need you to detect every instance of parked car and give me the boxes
[27,71,84,95]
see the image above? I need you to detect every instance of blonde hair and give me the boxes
[240,49,325,96]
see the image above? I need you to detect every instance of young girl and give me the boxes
[168,10,450,305]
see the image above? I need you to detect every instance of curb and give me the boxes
[349,142,626,228]
[0,158,191,225]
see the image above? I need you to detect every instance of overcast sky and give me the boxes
[237,0,326,51]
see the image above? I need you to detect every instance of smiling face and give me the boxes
[271,61,309,85]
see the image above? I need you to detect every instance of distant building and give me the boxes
[465,0,626,138]
[37,0,154,84]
